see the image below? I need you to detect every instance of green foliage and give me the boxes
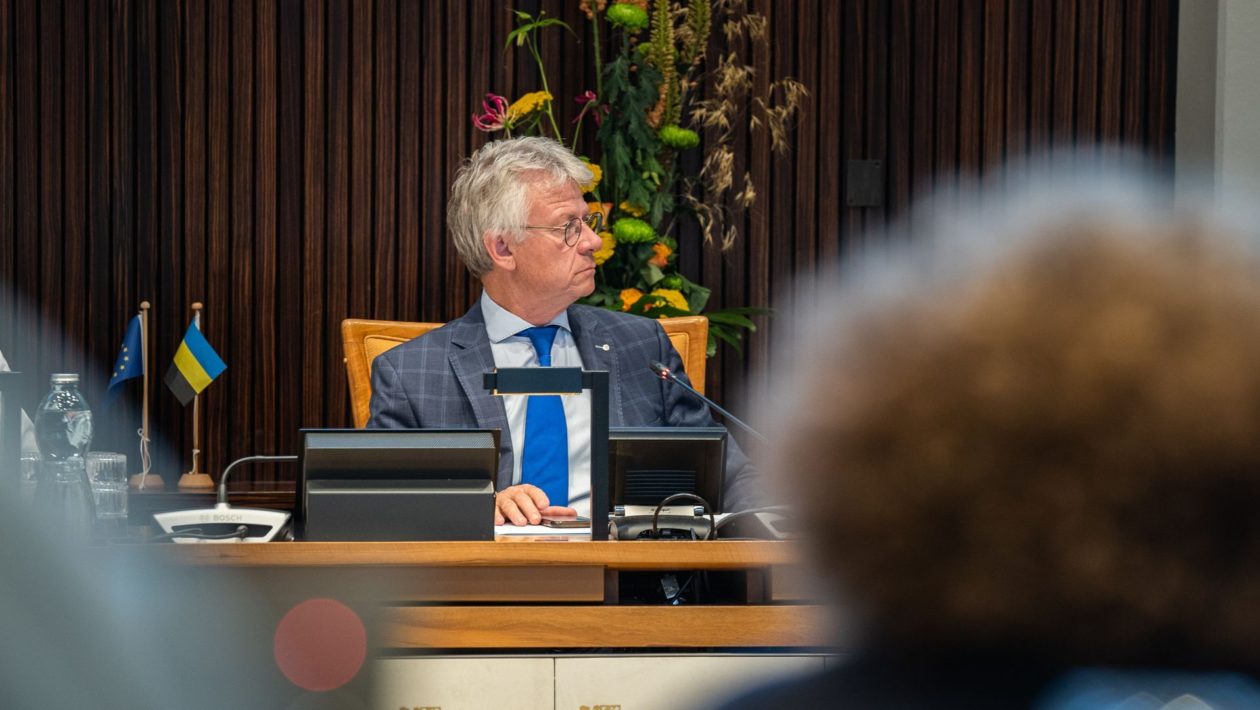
[504,11,575,52]
[597,54,666,217]
[475,2,803,359]
[703,306,773,357]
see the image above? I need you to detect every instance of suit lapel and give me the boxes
[569,307,624,425]
[448,303,513,486]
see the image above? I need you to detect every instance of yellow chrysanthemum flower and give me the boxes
[594,231,616,265]
[506,91,553,122]
[618,200,647,218]
[620,287,644,311]
[648,288,689,312]
[580,162,603,193]
[649,242,672,267]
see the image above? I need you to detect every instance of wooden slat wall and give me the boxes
[0,0,1177,483]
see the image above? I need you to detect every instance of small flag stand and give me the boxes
[178,303,215,490]
[127,301,164,490]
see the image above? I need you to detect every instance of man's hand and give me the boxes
[494,484,578,526]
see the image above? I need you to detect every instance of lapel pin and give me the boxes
[599,343,611,351]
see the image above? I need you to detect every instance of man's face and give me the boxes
[510,179,602,307]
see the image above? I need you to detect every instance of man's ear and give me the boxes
[483,231,517,271]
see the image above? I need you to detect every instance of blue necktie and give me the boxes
[518,325,568,507]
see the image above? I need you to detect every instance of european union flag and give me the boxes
[163,319,226,406]
[105,315,144,407]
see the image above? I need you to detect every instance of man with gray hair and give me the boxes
[368,137,760,526]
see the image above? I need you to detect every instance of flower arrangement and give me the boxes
[474,0,806,356]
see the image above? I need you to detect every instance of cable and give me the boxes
[713,505,795,532]
[651,492,716,541]
[142,525,250,542]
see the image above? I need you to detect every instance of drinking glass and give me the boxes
[85,452,128,521]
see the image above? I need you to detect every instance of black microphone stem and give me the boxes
[651,362,768,445]
[217,454,300,505]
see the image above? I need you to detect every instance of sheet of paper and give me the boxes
[494,524,591,536]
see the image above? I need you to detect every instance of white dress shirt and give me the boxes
[480,291,592,516]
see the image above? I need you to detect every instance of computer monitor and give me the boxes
[608,426,727,514]
[298,429,498,541]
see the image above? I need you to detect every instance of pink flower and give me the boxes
[572,90,608,127]
[471,93,509,132]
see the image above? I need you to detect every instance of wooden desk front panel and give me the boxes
[151,540,825,649]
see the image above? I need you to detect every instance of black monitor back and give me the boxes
[298,429,497,541]
[608,427,726,514]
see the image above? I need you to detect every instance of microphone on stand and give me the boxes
[649,361,768,445]
[152,455,298,543]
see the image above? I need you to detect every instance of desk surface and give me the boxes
[156,539,800,569]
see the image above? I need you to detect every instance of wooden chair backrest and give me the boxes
[341,315,709,428]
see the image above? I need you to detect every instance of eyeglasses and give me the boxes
[523,212,604,247]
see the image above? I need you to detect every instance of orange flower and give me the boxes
[649,242,672,267]
[620,288,644,311]
[588,201,612,222]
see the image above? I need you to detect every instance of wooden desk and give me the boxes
[157,539,829,650]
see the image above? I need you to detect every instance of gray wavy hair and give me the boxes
[447,136,593,277]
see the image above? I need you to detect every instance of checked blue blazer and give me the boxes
[366,300,762,512]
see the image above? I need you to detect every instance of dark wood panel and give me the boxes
[746,0,773,389]
[934,0,958,180]
[156,0,184,480]
[63,0,87,377]
[0,0,12,350]
[1099,0,1124,140]
[39,0,64,370]
[1005,0,1030,165]
[958,0,982,172]
[326,0,350,433]
[276,0,304,445]
[1123,0,1149,145]
[418,0,443,324]
[231,0,256,463]
[1077,0,1102,142]
[1147,0,1174,165]
[889,0,913,211]
[373,0,398,321]
[253,0,279,476]
[396,0,421,314]
[0,0,1179,484]
[302,0,325,430]
[1053,0,1078,142]
[911,0,936,191]
[981,0,1007,168]
[109,0,136,458]
[206,0,230,476]
[1028,0,1053,152]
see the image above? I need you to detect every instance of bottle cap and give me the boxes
[49,373,80,384]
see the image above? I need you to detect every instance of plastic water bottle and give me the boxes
[33,373,95,542]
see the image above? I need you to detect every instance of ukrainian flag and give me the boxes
[163,319,226,406]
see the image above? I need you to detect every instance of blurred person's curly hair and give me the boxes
[773,179,1260,671]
